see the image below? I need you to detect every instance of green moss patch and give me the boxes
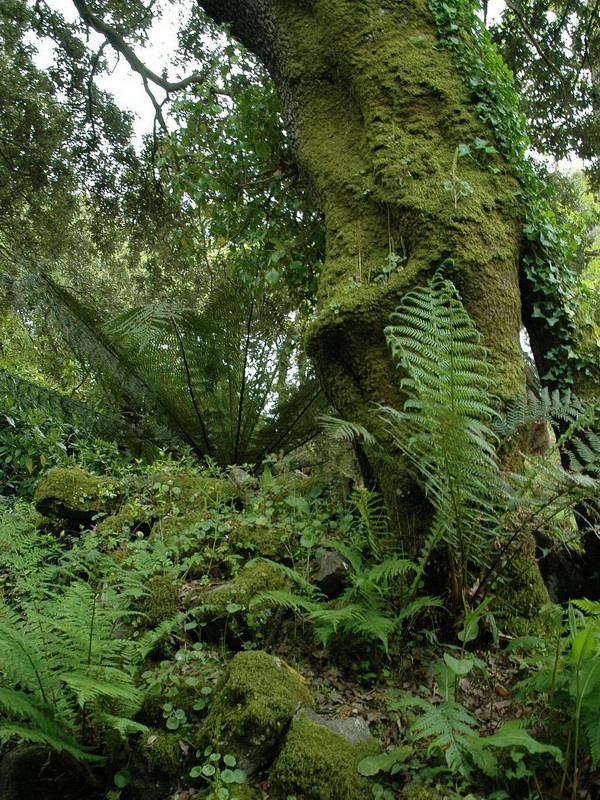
[198,651,313,774]
[33,467,118,524]
[228,519,294,559]
[268,713,374,800]
[196,562,288,645]
[148,474,241,513]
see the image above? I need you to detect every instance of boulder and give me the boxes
[33,468,117,525]
[198,650,313,775]
[313,548,352,598]
[268,712,374,800]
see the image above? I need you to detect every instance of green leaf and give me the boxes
[357,746,412,776]
[114,769,132,788]
[480,720,563,762]
[571,627,596,666]
[443,653,475,675]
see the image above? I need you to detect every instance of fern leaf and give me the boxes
[382,272,502,579]
[584,713,600,767]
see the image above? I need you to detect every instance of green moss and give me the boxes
[198,651,313,766]
[209,562,288,605]
[268,714,373,800]
[33,467,118,524]
[139,575,181,627]
[149,511,208,550]
[228,519,294,559]
[137,731,183,775]
[402,781,463,800]
[95,501,151,540]
[494,534,550,636]
[197,562,288,644]
[271,0,526,550]
[197,785,261,800]
[129,731,188,800]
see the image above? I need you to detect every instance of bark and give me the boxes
[196,0,549,613]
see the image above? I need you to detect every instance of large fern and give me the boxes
[381,273,503,597]
[0,576,147,761]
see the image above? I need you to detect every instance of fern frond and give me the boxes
[249,590,319,614]
[318,415,376,446]
[349,486,390,556]
[382,273,502,583]
[584,713,600,767]
[0,687,101,761]
[408,700,479,776]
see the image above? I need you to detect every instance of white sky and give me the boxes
[33,0,184,141]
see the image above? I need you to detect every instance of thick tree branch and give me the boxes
[70,0,205,93]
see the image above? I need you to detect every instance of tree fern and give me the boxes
[381,273,502,596]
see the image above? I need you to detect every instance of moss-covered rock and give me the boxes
[33,468,118,525]
[228,519,294,560]
[149,511,208,551]
[95,501,153,542]
[195,562,288,645]
[268,713,374,800]
[198,651,314,775]
[401,781,463,800]
[139,574,181,628]
[129,731,189,800]
[196,784,261,800]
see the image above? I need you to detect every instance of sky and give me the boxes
[35,0,185,141]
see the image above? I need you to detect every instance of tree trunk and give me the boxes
[196,1,550,618]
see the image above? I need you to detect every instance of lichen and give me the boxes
[198,651,313,770]
[33,467,118,524]
[268,713,374,800]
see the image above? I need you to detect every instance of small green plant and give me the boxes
[443,145,474,206]
[0,578,147,761]
[511,599,600,798]
[190,745,247,799]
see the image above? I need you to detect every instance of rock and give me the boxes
[33,467,117,525]
[147,473,242,512]
[198,650,313,776]
[313,548,352,598]
[268,713,374,800]
[301,707,372,746]
[129,732,189,800]
[0,747,89,800]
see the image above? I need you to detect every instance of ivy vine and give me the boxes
[428,0,595,386]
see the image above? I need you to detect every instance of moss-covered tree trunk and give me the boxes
[197,0,548,613]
